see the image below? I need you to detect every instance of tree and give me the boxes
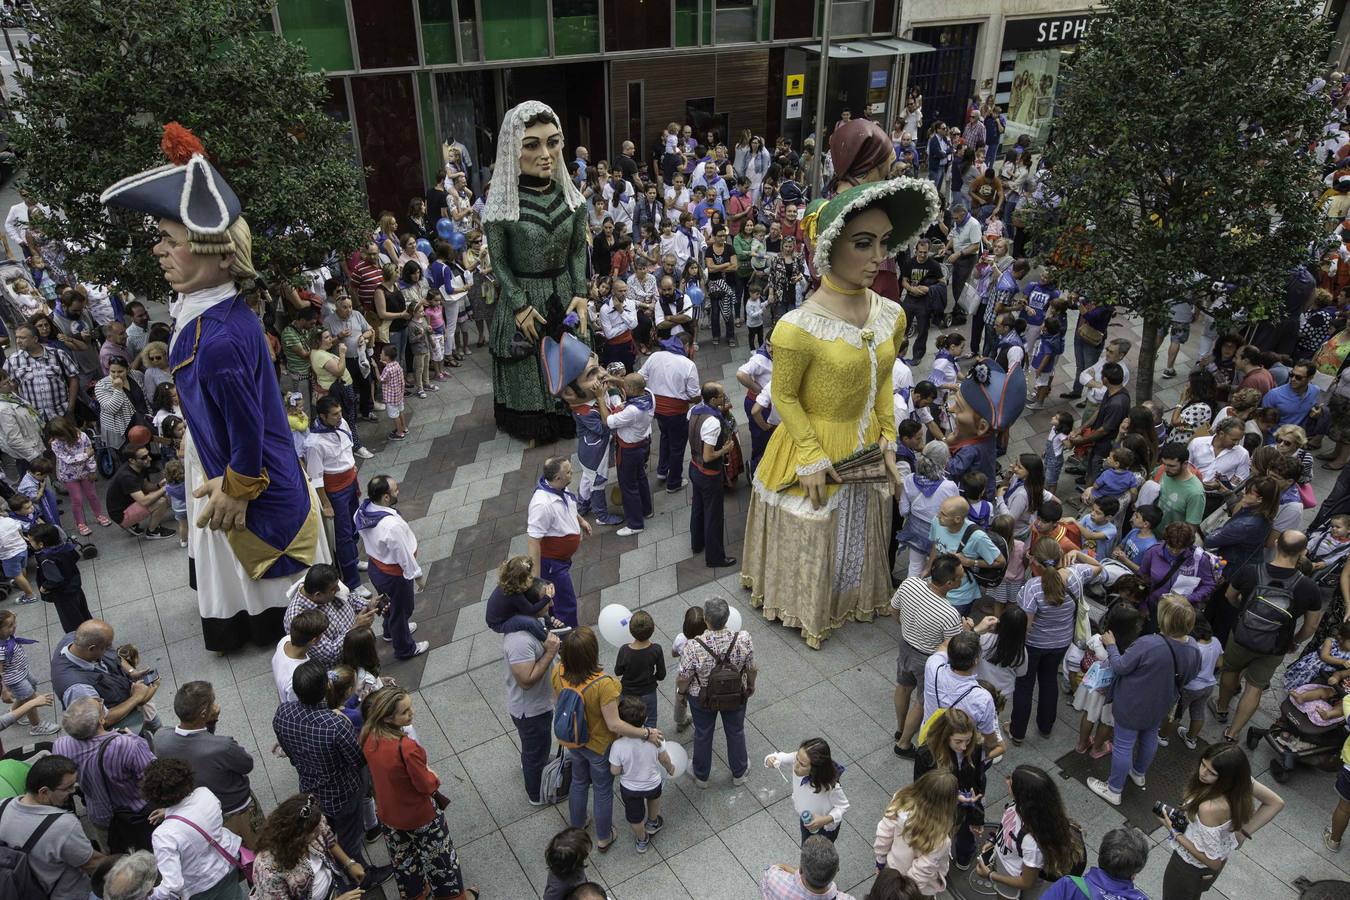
[1033,0,1331,399]
[10,0,370,300]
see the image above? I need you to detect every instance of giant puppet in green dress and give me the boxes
[483,101,592,443]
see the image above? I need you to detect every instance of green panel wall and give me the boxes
[676,0,698,47]
[483,0,550,60]
[420,0,458,64]
[276,0,354,72]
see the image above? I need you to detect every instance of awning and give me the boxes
[804,38,935,59]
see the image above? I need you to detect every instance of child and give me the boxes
[486,555,560,641]
[1175,617,1224,750]
[609,372,655,536]
[17,458,59,526]
[406,303,434,398]
[285,391,310,457]
[116,642,159,725]
[745,284,767,348]
[672,606,707,732]
[543,827,593,900]
[325,664,363,730]
[1111,504,1162,574]
[379,344,408,440]
[1044,412,1073,490]
[614,610,665,728]
[1073,602,1143,758]
[32,523,92,633]
[0,610,60,735]
[47,416,109,535]
[1284,621,1350,692]
[608,695,675,853]
[1077,497,1121,560]
[1026,317,1064,408]
[163,460,188,548]
[562,370,623,526]
[929,334,963,404]
[989,515,1026,608]
[0,505,36,604]
[7,494,39,539]
[765,737,849,844]
[1082,447,1140,505]
[961,472,992,528]
[424,292,448,381]
[978,602,1028,702]
[1308,514,1350,575]
[1020,274,1060,352]
[340,626,388,700]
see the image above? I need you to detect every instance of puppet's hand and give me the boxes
[193,477,249,532]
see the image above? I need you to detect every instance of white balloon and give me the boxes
[726,605,742,634]
[597,603,634,648]
[662,740,689,779]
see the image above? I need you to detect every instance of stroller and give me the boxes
[1246,694,1346,783]
[0,257,34,332]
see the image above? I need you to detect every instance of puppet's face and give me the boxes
[154,218,233,294]
[520,121,563,179]
[828,207,891,290]
[949,389,992,441]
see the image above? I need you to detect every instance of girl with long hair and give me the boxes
[45,415,109,534]
[987,515,1027,609]
[996,452,1047,541]
[974,765,1084,897]
[912,709,986,869]
[978,603,1029,700]
[1161,745,1284,899]
[765,736,850,843]
[873,770,957,896]
[251,794,365,900]
[340,626,385,700]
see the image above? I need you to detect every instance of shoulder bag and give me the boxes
[164,812,255,885]
[94,734,154,853]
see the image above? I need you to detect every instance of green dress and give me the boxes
[485,178,590,442]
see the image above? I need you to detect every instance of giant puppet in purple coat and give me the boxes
[101,124,330,652]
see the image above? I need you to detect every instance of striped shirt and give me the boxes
[890,577,964,654]
[51,731,155,826]
[348,258,383,311]
[0,638,31,687]
[1018,563,1095,649]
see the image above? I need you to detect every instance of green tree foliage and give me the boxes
[10,0,369,299]
[1035,0,1330,398]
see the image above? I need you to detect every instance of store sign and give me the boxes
[1003,14,1094,50]
[786,74,804,96]
[870,69,888,89]
[786,97,803,119]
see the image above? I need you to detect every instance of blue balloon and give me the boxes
[685,284,704,306]
[415,238,433,256]
[436,217,455,240]
[449,231,467,251]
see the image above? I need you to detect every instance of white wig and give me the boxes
[482,100,585,224]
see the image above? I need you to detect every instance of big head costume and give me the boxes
[101,124,330,652]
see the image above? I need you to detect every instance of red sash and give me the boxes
[540,533,581,560]
[654,395,690,416]
[369,556,405,577]
[606,330,635,346]
[323,468,357,494]
[617,436,650,449]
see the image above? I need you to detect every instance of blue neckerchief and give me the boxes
[659,337,687,356]
[353,499,394,532]
[1007,476,1024,499]
[626,392,655,414]
[997,331,1024,349]
[690,402,722,420]
[937,349,956,365]
[913,474,946,498]
[896,443,916,467]
[536,476,580,505]
[309,416,350,438]
[754,344,772,361]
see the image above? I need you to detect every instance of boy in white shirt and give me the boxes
[609,695,675,853]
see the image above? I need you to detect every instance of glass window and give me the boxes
[605,0,671,51]
[772,0,813,40]
[276,0,354,72]
[554,0,599,55]
[350,0,419,69]
[675,0,698,46]
[702,0,712,44]
[420,0,457,64]
[417,73,439,187]
[714,0,757,44]
[350,74,425,217]
[831,0,871,37]
[483,0,549,60]
[458,0,479,61]
[872,0,895,34]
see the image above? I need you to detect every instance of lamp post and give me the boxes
[810,0,834,198]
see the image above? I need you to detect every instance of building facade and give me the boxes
[268,0,925,214]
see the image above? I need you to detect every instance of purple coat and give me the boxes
[1138,543,1217,609]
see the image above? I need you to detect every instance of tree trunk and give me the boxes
[1136,317,1158,401]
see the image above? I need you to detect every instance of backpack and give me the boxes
[553,672,607,748]
[1233,565,1305,655]
[959,523,1008,588]
[539,747,571,806]
[695,633,748,712]
[0,795,63,900]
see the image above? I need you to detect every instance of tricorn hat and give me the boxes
[100,123,241,235]
[958,359,1027,431]
[541,333,594,396]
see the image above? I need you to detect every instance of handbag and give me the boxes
[957,282,981,316]
[95,735,154,853]
[1299,481,1317,509]
[165,813,255,885]
[1076,320,1105,346]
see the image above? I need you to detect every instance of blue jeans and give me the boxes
[511,710,553,803]
[638,690,658,728]
[689,693,748,782]
[568,745,614,842]
[1109,724,1160,794]
[1069,334,1105,397]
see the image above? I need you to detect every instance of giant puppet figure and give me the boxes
[101,124,328,652]
[947,360,1027,498]
[742,178,939,648]
[483,101,593,444]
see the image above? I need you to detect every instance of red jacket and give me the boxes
[362,733,439,831]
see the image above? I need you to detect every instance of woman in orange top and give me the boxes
[360,687,479,900]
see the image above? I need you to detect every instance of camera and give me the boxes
[1153,802,1188,833]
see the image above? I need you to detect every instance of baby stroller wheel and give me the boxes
[1270,759,1291,783]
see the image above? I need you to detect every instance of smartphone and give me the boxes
[143,669,161,686]
[549,627,573,637]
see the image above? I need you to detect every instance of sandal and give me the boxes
[77,524,92,536]
[96,515,112,527]
[596,837,615,853]
[1324,463,1346,471]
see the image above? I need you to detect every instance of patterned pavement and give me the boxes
[3,310,1349,899]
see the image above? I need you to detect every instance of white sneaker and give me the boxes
[380,622,418,641]
[616,526,643,536]
[1088,777,1121,806]
[731,774,747,786]
[1177,725,1198,751]
[355,447,375,459]
[357,561,369,571]
[405,641,430,658]
[354,586,373,600]
[1128,770,1146,789]
[29,722,61,736]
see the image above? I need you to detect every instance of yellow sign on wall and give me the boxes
[786,74,804,96]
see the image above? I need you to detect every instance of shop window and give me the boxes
[483,0,549,60]
[417,73,439,187]
[276,0,354,72]
[350,0,419,69]
[604,0,671,51]
[830,0,871,37]
[458,0,480,61]
[772,0,812,40]
[702,0,712,44]
[554,0,600,56]
[908,23,981,131]
[420,0,457,64]
[714,0,757,44]
[434,71,497,195]
[350,74,425,217]
[871,0,895,34]
[675,0,699,46]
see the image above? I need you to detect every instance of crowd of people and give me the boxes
[4,69,1350,900]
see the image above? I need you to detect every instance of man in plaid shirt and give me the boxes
[4,324,79,422]
[272,659,391,890]
[676,597,757,788]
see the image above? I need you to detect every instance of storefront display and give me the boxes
[996,13,1093,148]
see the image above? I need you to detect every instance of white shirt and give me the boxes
[610,735,667,791]
[607,390,656,443]
[1078,357,1130,404]
[272,637,305,703]
[599,301,638,339]
[951,214,983,252]
[654,292,695,337]
[0,516,25,559]
[639,351,700,401]
[659,231,695,269]
[4,201,47,253]
[150,787,240,900]
[526,485,581,539]
[663,186,691,210]
[627,273,658,306]
[768,751,850,826]
[303,425,355,486]
[606,196,636,229]
[737,353,773,394]
[356,503,422,579]
[1187,435,1251,484]
[752,382,783,427]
